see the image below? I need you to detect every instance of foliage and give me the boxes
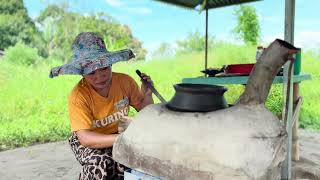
[233,5,260,45]
[0,0,45,56]
[0,0,25,14]
[36,4,146,62]
[3,42,42,65]
[176,30,214,55]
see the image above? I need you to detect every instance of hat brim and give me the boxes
[49,49,135,78]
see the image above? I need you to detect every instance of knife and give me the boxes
[135,70,166,103]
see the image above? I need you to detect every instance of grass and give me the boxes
[297,51,320,130]
[0,61,77,150]
[0,43,319,151]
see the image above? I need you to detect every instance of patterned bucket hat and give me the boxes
[49,32,135,78]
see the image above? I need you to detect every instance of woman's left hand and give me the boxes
[118,116,133,133]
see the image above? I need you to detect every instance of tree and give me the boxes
[152,42,174,59]
[176,30,214,55]
[0,0,45,55]
[233,5,260,45]
[37,4,146,62]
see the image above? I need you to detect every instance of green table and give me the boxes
[182,73,311,85]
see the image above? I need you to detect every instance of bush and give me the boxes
[3,42,42,65]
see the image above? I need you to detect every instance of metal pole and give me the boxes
[281,0,295,179]
[205,8,208,77]
[292,83,300,161]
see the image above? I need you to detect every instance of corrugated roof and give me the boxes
[154,0,261,10]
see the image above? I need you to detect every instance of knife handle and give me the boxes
[135,70,143,78]
[136,70,148,83]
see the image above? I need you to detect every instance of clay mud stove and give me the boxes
[113,39,301,180]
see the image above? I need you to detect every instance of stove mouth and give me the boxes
[166,83,229,112]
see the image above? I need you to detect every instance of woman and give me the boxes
[49,32,154,179]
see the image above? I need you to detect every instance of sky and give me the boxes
[24,0,320,57]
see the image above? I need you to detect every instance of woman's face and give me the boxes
[84,66,112,91]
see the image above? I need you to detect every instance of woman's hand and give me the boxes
[118,116,133,133]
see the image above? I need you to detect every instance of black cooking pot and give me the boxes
[166,83,228,112]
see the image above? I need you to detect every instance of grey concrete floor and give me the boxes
[0,130,319,180]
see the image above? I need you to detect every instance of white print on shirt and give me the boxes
[92,106,129,128]
[114,97,129,110]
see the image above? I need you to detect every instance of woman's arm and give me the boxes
[76,129,118,149]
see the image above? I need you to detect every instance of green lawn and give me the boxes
[0,44,319,151]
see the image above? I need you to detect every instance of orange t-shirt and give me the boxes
[68,72,143,134]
